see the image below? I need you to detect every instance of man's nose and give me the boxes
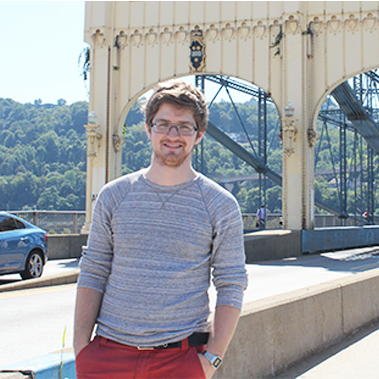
[167,125,180,137]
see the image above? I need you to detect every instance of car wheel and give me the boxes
[20,251,44,280]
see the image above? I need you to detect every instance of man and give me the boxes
[256,204,267,230]
[74,79,247,379]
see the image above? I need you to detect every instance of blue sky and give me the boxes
[0,1,252,106]
[0,1,88,105]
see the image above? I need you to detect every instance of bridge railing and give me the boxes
[242,213,377,231]
[242,213,283,232]
[9,210,86,234]
[7,211,376,235]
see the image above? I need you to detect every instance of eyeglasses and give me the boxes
[151,121,198,136]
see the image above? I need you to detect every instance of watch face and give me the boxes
[213,357,222,368]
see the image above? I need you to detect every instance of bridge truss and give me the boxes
[194,71,379,225]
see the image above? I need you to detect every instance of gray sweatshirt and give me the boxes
[78,170,247,347]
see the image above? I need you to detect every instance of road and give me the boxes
[0,283,76,367]
[0,259,79,368]
[1,247,379,368]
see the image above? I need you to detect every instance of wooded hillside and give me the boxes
[0,97,377,215]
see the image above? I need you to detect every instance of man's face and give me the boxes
[146,103,205,168]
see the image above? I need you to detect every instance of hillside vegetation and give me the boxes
[0,99,87,210]
[0,97,377,216]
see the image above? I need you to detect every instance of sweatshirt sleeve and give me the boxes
[208,189,248,310]
[77,184,117,293]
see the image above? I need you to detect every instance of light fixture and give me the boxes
[284,103,294,118]
[88,111,97,125]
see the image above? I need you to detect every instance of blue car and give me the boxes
[0,212,48,280]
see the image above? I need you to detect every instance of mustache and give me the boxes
[161,138,186,145]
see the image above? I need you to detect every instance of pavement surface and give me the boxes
[1,248,379,378]
[0,258,79,293]
[272,320,379,379]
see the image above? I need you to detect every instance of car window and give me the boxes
[0,216,18,232]
[15,219,25,229]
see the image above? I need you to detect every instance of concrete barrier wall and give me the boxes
[49,232,301,263]
[214,268,379,379]
[47,234,87,260]
[53,227,379,263]
[244,230,302,263]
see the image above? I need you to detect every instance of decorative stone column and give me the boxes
[81,112,102,234]
[282,103,298,157]
[280,102,302,230]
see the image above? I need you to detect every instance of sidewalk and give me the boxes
[272,320,379,379]
[0,258,79,293]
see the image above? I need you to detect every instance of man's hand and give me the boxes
[198,353,216,379]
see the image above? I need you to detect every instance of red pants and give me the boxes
[75,336,206,379]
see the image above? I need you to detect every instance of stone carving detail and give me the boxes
[206,24,218,42]
[282,117,298,157]
[345,15,358,32]
[161,28,173,44]
[92,29,107,48]
[364,13,377,30]
[116,31,128,48]
[309,18,323,36]
[146,29,157,45]
[328,16,341,34]
[238,22,250,40]
[176,27,187,44]
[286,16,299,34]
[254,21,266,39]
[131,30,142,46]
[112,134,125,153]
[307,128,317,148]
[222,23,234,40]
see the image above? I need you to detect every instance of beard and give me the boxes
[153,139,194,168]
[153,149,192,168]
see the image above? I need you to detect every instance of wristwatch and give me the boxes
[203,350,223,369]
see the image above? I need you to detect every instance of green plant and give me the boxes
[59,326,67,379]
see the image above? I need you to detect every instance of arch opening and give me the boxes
[120,75,282,231]
[314,69,379,227]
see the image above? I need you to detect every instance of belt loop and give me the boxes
[181,337,189,350]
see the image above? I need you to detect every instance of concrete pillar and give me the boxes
[81,121,101,234]
[281,11,315,230]
[82,5,123,234]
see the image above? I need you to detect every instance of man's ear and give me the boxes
[194,130,206,145]
[145,123,152,140]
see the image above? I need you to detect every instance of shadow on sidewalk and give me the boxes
[52,257,80,269]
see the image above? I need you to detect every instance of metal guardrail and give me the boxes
[242,214,282,232]
[8,210,86,235]
[242,213,377,231]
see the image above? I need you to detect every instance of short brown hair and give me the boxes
[143,79,208,133]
